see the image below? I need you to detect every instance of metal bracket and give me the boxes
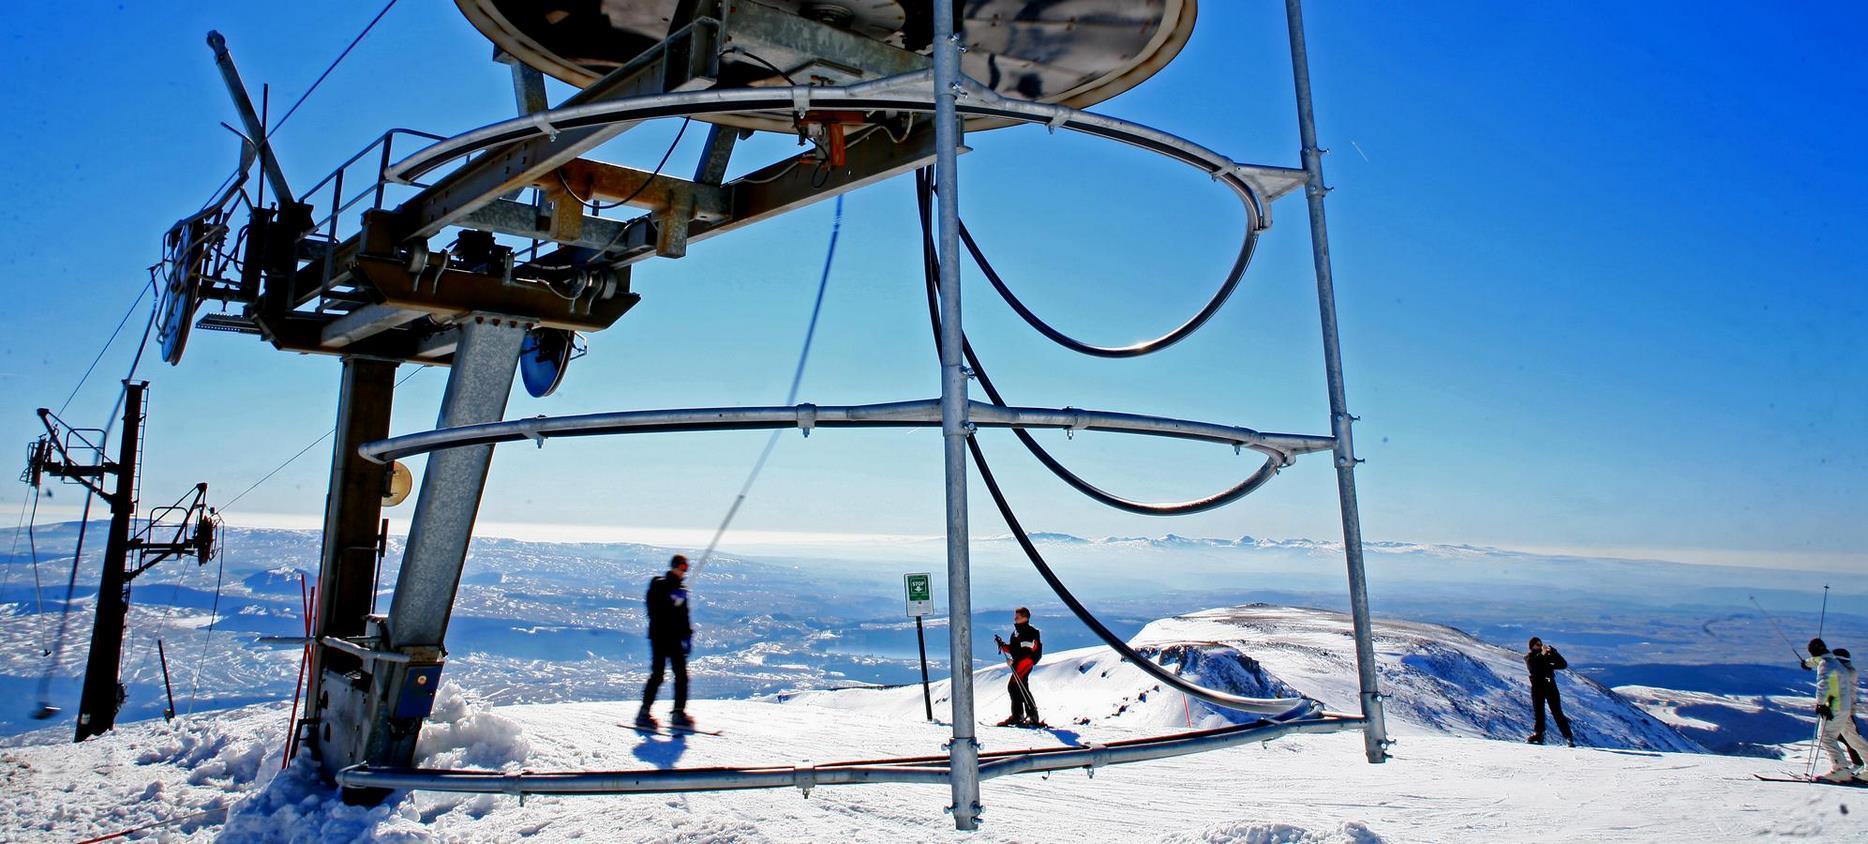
[795,764,815,798]
[797,403,817,437]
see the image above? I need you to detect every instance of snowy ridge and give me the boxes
[789,605,1700,752]
[3,612,1861,841]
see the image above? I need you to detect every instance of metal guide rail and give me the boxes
[334,715,1367,797]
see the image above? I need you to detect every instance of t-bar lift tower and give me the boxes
[154,0,1387,827]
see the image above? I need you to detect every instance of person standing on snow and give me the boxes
[994,607,1043,727]
[637,555,694,728]
[1802,638,1868,782]
[1525,637,1577,746]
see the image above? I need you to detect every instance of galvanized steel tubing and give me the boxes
[333,715,1365,796]
[379,76,1266,326]
[354,401,1327,465]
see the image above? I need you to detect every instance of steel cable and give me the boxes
[693,194,844,573]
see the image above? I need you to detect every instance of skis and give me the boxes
[1754,772,1868,788]
[981,720,1050,730]
[625,722,724,737]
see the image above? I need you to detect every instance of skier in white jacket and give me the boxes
[1803,638,1868,782]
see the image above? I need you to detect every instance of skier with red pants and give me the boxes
[1525,637,1577,746]
[994,607,1043,727]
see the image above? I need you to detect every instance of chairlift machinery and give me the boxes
[150,0,1388,828]
[23,383,219,739]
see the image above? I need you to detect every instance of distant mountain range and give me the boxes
[985,531,1520,557]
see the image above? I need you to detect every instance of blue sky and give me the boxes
[1,2,1862,571]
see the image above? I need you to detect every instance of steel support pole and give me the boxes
[350,316,523,779]
[74,381,144,742]
[931,0,981,829]
[386,317,526,649]
[307,358,397,775]
[1284,0,1389,764]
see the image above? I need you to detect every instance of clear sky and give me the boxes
[1,1,1862,571]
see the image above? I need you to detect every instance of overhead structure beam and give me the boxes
[460,123,946,264]
[395,16,723,242]
[355,400,1333,465]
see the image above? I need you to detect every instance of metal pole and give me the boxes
[206,31,294,204]
[1284,0,1389,764]
[931,0,981,828]
[75,380,144,742]
[157,639,176,721]
[917,616,934,721]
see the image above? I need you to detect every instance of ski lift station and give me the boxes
[121,0,1388,829]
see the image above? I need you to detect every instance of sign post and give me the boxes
[905,573,934,721]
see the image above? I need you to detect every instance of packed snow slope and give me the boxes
[791,605,1699,752]
[0,684,1857,842]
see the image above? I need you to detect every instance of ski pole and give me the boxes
[1748,595,1805,664]
[1806,586,1832,779]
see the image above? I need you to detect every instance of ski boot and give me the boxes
[1525,733,1545,745]
[635,708,659,729]
[1818,767,1857,783]
[996,716,1021,727]
[670,710,695,728]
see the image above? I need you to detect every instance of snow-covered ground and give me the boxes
[1,690,1858,842]
[4,605,1862,841]
[791,605,1699,751]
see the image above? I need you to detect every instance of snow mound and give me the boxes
[218,682,531,842]
[415,683,532,770]
[789,605,1699,751]
[1161,819,1385,844]
[1138,606,1699,751]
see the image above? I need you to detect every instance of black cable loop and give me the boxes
[915,169,1282,515]
[958,194,1260,358]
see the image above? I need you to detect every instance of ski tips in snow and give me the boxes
[1754,772,1868,788]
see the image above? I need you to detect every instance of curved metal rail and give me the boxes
[356,399,1334,466]
[335,714,1365,796]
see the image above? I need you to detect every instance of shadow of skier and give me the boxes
[631,730,689,769]
[1042,727,1083,746]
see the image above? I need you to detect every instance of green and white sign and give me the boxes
[904,572,933,617]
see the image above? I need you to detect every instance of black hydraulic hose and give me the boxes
[915,174,1314,719]
[963,430,1314,718]
[958,210,1260,358]
[914,170,1283,515]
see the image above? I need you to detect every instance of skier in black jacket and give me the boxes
[637,555,694,728]
[994,607,1043,727]
[1525,636,1576,746]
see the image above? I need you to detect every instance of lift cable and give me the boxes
[692,194,844,573]
[57,279,155,417]
[28,286,160,718]
[1,488,34,624]
[913,170,1280,516]
[917,168,1313,719]
[268,0,402,137]
[183,529,227,718]
[221,365,430,513]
